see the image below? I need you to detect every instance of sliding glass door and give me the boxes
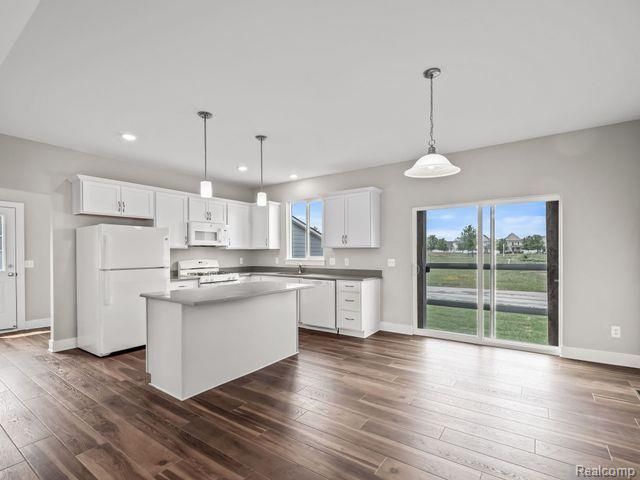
[416,198,559,349]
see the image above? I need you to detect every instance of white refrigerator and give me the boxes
[76,224,170,356]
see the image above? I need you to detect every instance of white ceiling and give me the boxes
[0,0,639,186]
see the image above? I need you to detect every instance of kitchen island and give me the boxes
[141,281,311,400]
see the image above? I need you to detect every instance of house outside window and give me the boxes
[287,200,324,263]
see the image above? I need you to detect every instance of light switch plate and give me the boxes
[387,258,396,267]
[275,257,280,265]
[329,257,336,266]
[611,325,621,338]
[24,260,35,268]
[344,258,350,266]
[239,257,244,265]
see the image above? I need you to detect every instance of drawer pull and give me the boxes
[345,285,355,288]
[345,317,354,321]
[345,299,354,302]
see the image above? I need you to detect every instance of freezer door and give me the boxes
[98,268,169,355]
[99,225,170,270]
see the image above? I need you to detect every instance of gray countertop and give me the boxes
[142,281,312,306]
[247,272,379,281]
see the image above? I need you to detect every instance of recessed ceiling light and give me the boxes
[237,165,248,172]
[121,132,137,142]
[289,174,298,180]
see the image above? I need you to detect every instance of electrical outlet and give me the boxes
[329,257,336,266]
[24,260,35,268]
[275,257,280,265]
[239,257,243,265]
[344,258,350,266]
[387,258,396,267]
[611,325,621,338]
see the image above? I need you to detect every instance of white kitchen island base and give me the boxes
[144,284,305,400]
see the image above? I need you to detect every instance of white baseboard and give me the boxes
[379,321,413,335]
[48,337,77,353]
[561,346,640,369]
[25,317,51,329]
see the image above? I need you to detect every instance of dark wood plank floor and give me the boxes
[1,329,639,479]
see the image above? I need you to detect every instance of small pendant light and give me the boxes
[255,135,267,206]
[404,68,461,178]
[198,111,213,198]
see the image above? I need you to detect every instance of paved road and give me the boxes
[427,286,547,310]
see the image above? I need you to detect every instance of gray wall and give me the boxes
[0,134,253,341]
[251,120,640,357]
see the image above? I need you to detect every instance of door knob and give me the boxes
[7,272,15,277]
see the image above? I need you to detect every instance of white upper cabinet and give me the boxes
[155,192,189,249]
[323,195,346,248]
[80,180,121,216]
[322,187,381,248]
[188,197,227,223]
[72,176,154,219]
[227,202,251,249]
[251,202,280,249]
[120,186,154,219]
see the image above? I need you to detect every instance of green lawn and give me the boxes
[428,252,546,264]
[428,269,546,292]
[427,305,549,345]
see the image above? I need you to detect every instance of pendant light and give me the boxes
[255,134,267,206]
[198,111,213,198]
[404,68,460,178]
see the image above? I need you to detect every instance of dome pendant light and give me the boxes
[198,111,213,198]
[255,135,268,207]
[404,68,461,178]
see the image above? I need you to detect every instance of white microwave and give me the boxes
[187,222,229,246]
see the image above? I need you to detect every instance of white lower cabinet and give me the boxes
[337,278,380,338]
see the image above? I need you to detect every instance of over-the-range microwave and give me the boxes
[187,221,229,246]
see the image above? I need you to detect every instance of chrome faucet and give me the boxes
[298,263,304,274]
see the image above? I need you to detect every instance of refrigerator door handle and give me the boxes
[103,271,113,305]
[101,234,111,270]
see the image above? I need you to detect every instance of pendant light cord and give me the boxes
[203,115,208,179]
[428,75,435,148]
[259,137,264,189]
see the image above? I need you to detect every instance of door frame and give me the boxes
[410,194,562,355]
[0,200,26,332]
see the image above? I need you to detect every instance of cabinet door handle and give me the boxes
[185,235,188,245]
[122,201,125,212]
[117,201,121,212]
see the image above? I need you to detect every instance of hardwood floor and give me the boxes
[1,328,639,479]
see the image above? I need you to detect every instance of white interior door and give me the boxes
[345,192,371,247]
[0,207,17,330]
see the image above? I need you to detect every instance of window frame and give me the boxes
[286,198,325,265]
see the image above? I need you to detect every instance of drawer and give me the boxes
[338,280,361,293]
[338,310,362,331]
[170,280,198,291]
[338,292,360,311]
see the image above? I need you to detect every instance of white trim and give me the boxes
[410,194,563,357]
[0,200,25,332]
[380,321,413,335]
[25,317,51,329]
[285,258,326,266]
[561,346,640,369]
[48,337,77,352]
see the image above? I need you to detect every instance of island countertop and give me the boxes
[141,281,312,307]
